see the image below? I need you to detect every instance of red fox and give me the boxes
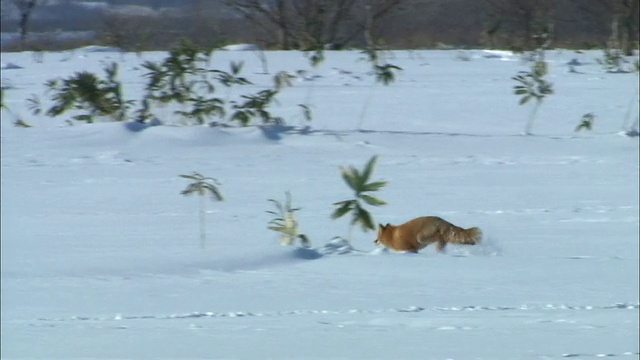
[374,216,482,253]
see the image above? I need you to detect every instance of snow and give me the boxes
[73,45,124,53]
[481,49,517,60]
[221,43,262,51]
[1,48,639,359]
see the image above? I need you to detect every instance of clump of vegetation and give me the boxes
[44,62,132,123]
[141,39,225,125]
[1,88,6,111]
[362,47,402,86]
[142,39,286,127]
[267,191,310,248]
[230,89,283,126]
[305,49,325,68]
[332,155,387,243]
[512,31,554,135]
[291,50,328,124]
[180,172,224,249]
[597,48,631,73]
[575,112,596,132]
[2,88,34,127]
[357,47,402,129]
[512,61,554,134]
[30,40,310,128]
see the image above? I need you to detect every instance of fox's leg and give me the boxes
[436,240,447,253]
[417,232,441,251]
[417,230,435,245]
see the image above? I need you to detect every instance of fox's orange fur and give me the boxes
[374,216,482,253]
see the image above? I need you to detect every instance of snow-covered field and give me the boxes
[1,48,638,359]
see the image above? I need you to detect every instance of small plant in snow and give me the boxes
[0,88,6,111]
[512,52,553,135]
[142,40,289,127]
[294,48,329,125]
[298,104,313,122]
[597,48,630,73]
[230,89,283,126]
[273,71,296,90]
[2,89,33,127]
[332,155,387,243]
[512,29,555,135]
[575,112,596,132]
[357,47,402,129]
[267,191,311,248]
[180,172,224,249]
[141,40,224,125]
[26,93,41,115]
[362,48,402,86]
[374,63,403,85]
[306,49,325,68]
[213,61,251,88]
[44,62,132,123]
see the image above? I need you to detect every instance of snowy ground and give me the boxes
[1,48,639,359]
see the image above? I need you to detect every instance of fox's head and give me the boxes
[374,223,391,246]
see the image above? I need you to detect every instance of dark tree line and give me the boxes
[2,0,638,51]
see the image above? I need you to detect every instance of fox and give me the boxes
[374,216,482,253]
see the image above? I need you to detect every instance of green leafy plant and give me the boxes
[134,98,155,123]
[332,155,387,242]
[374,63,403,85]
[575,112,596,132]
[273,71,296,91]
[213,61,251,88]
[513,55,554,135]
[230,89,283,126]
[267,191,311,248]
[295,49,327,125]
[1,88,33,127]
[26,93,41,115]
[362,48,402,86]
[357,47,402,129]
[597,48,630,73]
[306,49,325,68]
[298,104,312,122]
[0,88,7,112]
[44,62,132,123]
[273,69,315,124]
[141,40,223,125]
[142,40,286,127]
[180,172,224,249]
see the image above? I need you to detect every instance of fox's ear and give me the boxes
[378,223,384,229]
[385,223,390,227]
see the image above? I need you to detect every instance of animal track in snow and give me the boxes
[35,302,638,323]
[440,205,635,217]
[560,352,639,358]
